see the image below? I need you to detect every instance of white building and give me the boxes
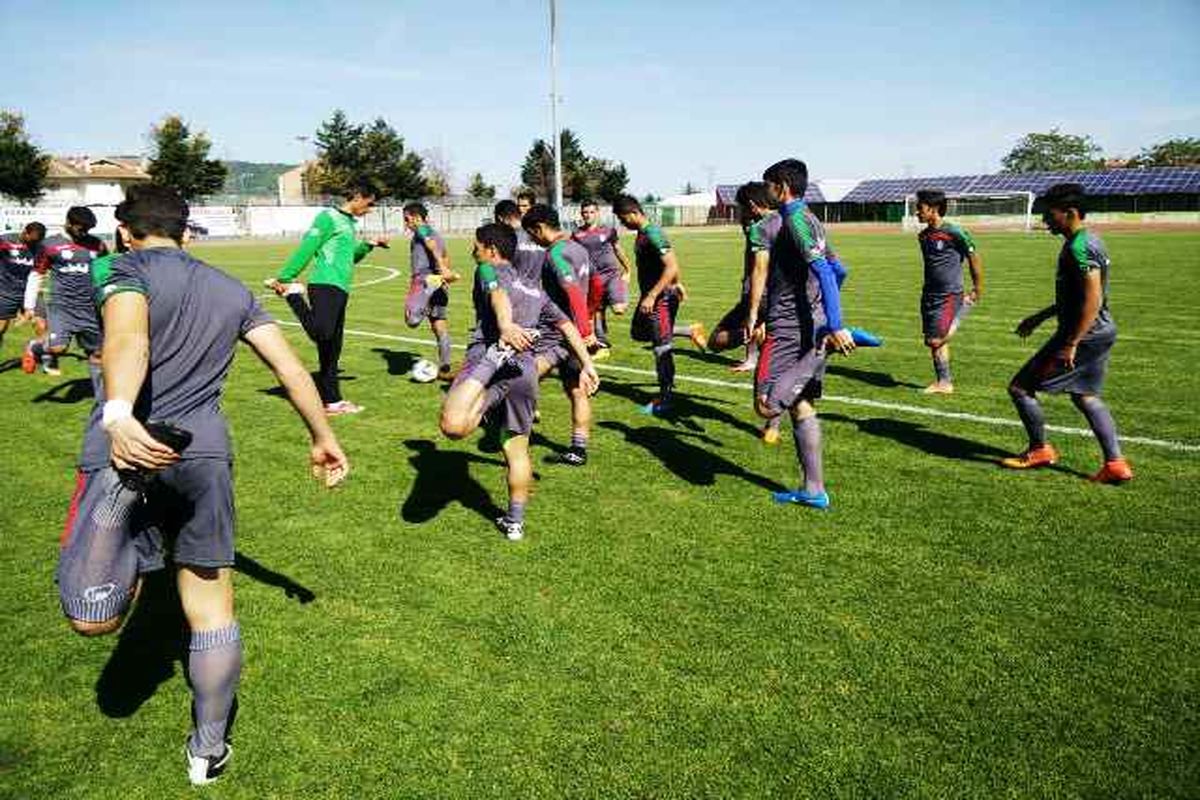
[41,156,151,206]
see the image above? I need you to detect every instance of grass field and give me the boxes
[1,225,1196,799]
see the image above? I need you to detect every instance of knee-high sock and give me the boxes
[653,344,675,400]
[187,623,242,758]
[594,313,608,343]
[1073,394,1122,461]
[88,360,103,399]
[672,323,692,338]
[1010,390,1046,449]
[436,331,452,369]
[792,414,824,494]
[932,348,952,384]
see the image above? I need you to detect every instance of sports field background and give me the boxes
[1,227,1196,798]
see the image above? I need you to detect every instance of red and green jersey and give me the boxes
[409,223,446,279]
[917,222,975,295]
[1055,229,1114,340]
[277,208,372,291]
[634,224,672,296]
[543,237,592,337]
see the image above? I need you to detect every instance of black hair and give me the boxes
[493,199,520,222]
[580,198,600,209]
[521,203,560,231]
[66,206,97,231]
[915,189,948,215]
[1038,182,1088,220]
[118,185,188,243]
[734,181,771,210]
[475,222,517,262]
[516,188,537,204]
[612,194,642,216]
[762,159,808,198]
[23,221,46,239]
[345,179,379,200]
[402,202,428,219]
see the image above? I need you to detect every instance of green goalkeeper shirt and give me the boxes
[276,208,373,291]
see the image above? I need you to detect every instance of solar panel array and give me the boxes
[841,167,1200,203]
[714,184,825,204]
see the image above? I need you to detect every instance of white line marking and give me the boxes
[274,321,1200,454]
[255,263,402,300]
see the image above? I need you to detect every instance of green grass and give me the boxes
[1,227,1196,799]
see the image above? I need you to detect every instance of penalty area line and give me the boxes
[275,321,1200,454]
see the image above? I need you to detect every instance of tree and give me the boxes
[0,111,50,204]
[309,111,427,199]
[681,181,701,194]
[466,172,496,200]
[420,147,452,198]
[641,193,661,205]
[146,115,228,201]
[1128,137,1200,168]
[519,128,629,202]
[1001,128,1104,173]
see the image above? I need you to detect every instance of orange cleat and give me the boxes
[1090,458,1133,484]
[1000,444,1059,470]
[688,322,708,352]
[20,345,36,375]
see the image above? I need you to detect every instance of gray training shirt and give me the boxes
[79,247,274,470]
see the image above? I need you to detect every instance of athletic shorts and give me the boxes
[588,270,628,316]
[1011,330,1116,396]
[404,277,449,327]
[47,305,102,355]
[0,290,22,319]
[533,329,581,380]
[920,291,969,342]
[57,459,236,623]
[754,331,826,414]
[455,344,540,437]
[630,292,679,348]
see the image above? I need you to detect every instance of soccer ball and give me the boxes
[410,358,439,383]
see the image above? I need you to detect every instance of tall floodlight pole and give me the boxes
[549,0,564,210]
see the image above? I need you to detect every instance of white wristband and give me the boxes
[102,400,133,428]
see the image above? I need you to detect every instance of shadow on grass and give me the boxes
[0,358,21,374]
[601,377,761,437]
[372,347,418,376]
[599,420,787,492]
[32,378,93,404]
[401,439,505,524]
[259,373,357,399]
[826,364,923,390]
[673,347,741,368]
[95,553,315,718]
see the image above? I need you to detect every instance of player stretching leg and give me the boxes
[24,208,107,389]
[612,195,706,417]
[573,198,632,359]
[265,181,386,416]
[754,159,856,509]
[1001,183,1131,484]
[440,223,598,540]
[914,189,984,394]
[402,202,459,380]
[59,185,348,785]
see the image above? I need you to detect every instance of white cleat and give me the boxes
[186,742,232,786]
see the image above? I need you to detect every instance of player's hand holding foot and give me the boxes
[310,436,349,488]
[424,274,445,290]
[583,333,599,350]
[579,363,601,396]
[825,328,856,356]
[106,417,180,472]
[499,322,534,352]
[638,294,657,316]
[676,283,689,303]
[966,287,982,305]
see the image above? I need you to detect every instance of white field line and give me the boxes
[255,264,401,300]
[274,320,1200,455]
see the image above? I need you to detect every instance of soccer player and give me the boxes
[755,159,855,509]
[265,182,386,415]
[572,198,632,356]
[914,188,984,394]
[611,194,706,416]
[0,221,45,352]
[516,188,537,217]
[23,207,108,386]
[1001,182,1132,483]
[523,203,597,465]
[58,184,349,785]
[439,222,598,540]
[402,202,458,379]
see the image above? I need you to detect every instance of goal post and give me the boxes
[902,191,1035,232]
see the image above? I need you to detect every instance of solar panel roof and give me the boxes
[840,167,1200,202]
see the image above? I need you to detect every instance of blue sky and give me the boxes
[3,0,1197,195]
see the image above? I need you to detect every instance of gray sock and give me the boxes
[792,414,824,494]
[187,624,242,758]
[653,344,675,400]
[88,361,104,399]
[506,500,526,524]
[1010,389,1046,449]
[672,323,692,338]
[570,431,588,450]
[436,331,452,369]
[1073,394,1122,461]
[933,350,952,384]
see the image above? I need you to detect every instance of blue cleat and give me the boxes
[771,488,831,509]
[638,399,672,417]
[848,326,883,347]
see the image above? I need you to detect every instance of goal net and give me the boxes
[903,191,1035,231]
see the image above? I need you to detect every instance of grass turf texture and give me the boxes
[0,227,1196,799]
